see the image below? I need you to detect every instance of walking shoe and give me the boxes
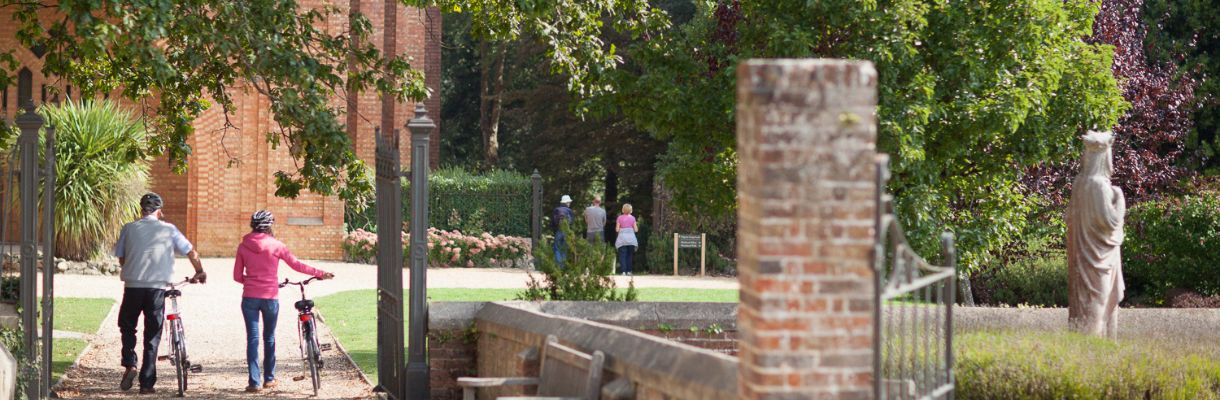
[138,387,156,394]
[263,380,278,389]
[245,385,261,393]
[120,367,137,391]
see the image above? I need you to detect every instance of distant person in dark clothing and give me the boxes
[584,197,606,244]
[551,195,575,266]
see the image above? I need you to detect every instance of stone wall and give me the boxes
[428,302,740,400]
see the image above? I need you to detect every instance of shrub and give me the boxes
[957,330,1220,399]
[974,252,1069,307]
[345,168,532,236]
[645,231,734,275]
[341,228,531,268]
[37,100,149,261]
[518,223,636,301]
[1124,190,1220,304]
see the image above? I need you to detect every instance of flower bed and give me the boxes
[343,228,531,268]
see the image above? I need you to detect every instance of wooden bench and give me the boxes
[458,335,606,400]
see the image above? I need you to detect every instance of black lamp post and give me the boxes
[405,103,433,399]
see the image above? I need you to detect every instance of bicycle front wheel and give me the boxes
[173,320,187,397]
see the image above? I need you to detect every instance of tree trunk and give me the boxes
[479,40,506,167]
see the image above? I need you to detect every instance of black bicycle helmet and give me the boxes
[140,193,163,214]
[250,210,275,231]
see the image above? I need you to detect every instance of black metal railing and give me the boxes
[873,154,956,400]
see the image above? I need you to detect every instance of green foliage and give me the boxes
[975,252,1068,307]
[609,0,1128,275]
[1144,0,1220,173]
[3,0,663,203]
[0,328,25,399]
[0,276,18,303]
[645,231,733,275]
[518,223,637,301]
[346,168,532,236]
[39,100,149,261]
[956,330,1220,399]
[1124,188,1220,303]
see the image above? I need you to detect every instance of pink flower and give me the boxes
[450,253,460,262]
[465,260,474,268]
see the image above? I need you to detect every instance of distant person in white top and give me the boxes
[584,197,607,244]
[113,193,207,394]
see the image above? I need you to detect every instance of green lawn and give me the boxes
[53,298,115,334]
[51,339,87,383]
[315,287,738,382]
[52,297,114,383]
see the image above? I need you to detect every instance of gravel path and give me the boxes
[52,258,738,398]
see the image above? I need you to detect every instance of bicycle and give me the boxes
[280,277,332,396]
[159,277,204,397]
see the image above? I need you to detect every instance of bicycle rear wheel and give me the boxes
[173,320,187,397]
[305,323,321,396]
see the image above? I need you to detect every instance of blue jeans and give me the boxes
[241,297,279,387]
[552,231,567,267]
[617,245,635,274]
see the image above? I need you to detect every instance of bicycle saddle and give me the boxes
[295,299,315,311]
[165,289,182,297]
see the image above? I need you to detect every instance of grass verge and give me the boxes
[315,287,737,382]
[957,330,1220,399]
[52,297,114,384]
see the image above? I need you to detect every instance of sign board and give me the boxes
[678,234,703,249]
[673,233,707,277]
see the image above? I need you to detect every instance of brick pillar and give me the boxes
[736,59,878,399]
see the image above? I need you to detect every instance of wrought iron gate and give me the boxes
[2,103,57,399]
[873,155,956,400]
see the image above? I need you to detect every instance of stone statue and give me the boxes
[1067,130,1126,338]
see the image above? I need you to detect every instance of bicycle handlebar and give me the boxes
[279,276,321,288]
[169,277,195,288]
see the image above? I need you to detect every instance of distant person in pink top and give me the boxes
[614,204,639,275]
[233,210,334,393]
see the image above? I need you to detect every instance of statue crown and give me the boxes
[1083,130,1114,151]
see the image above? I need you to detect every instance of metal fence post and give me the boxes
[40,124,54,399]
[530,170,541,268]
[15,103,42,400]
[405,104,433,400]
[375,126,405,399]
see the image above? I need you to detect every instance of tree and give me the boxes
[1026,0,1200,206]
[0,0,666,201]
[607,0,1128,273]
[1143,0,1220,174]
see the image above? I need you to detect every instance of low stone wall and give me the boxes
[428,302,739,400]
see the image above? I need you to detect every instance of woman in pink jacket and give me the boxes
[233,210,334,393]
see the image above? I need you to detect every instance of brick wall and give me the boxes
[736,60,879,399]
[1,3,442,260]
[637,329,739,356]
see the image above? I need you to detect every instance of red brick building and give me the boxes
[1,2,441,260]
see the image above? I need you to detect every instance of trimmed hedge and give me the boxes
[957,331,1220,399]
[976,252,1069,307]
[1124,190,1220,304]
[346,168,533,236]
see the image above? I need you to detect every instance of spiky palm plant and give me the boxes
[40,100,149,261]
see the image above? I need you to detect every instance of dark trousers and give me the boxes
[118,288,166,389]
[617,245,636,274]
